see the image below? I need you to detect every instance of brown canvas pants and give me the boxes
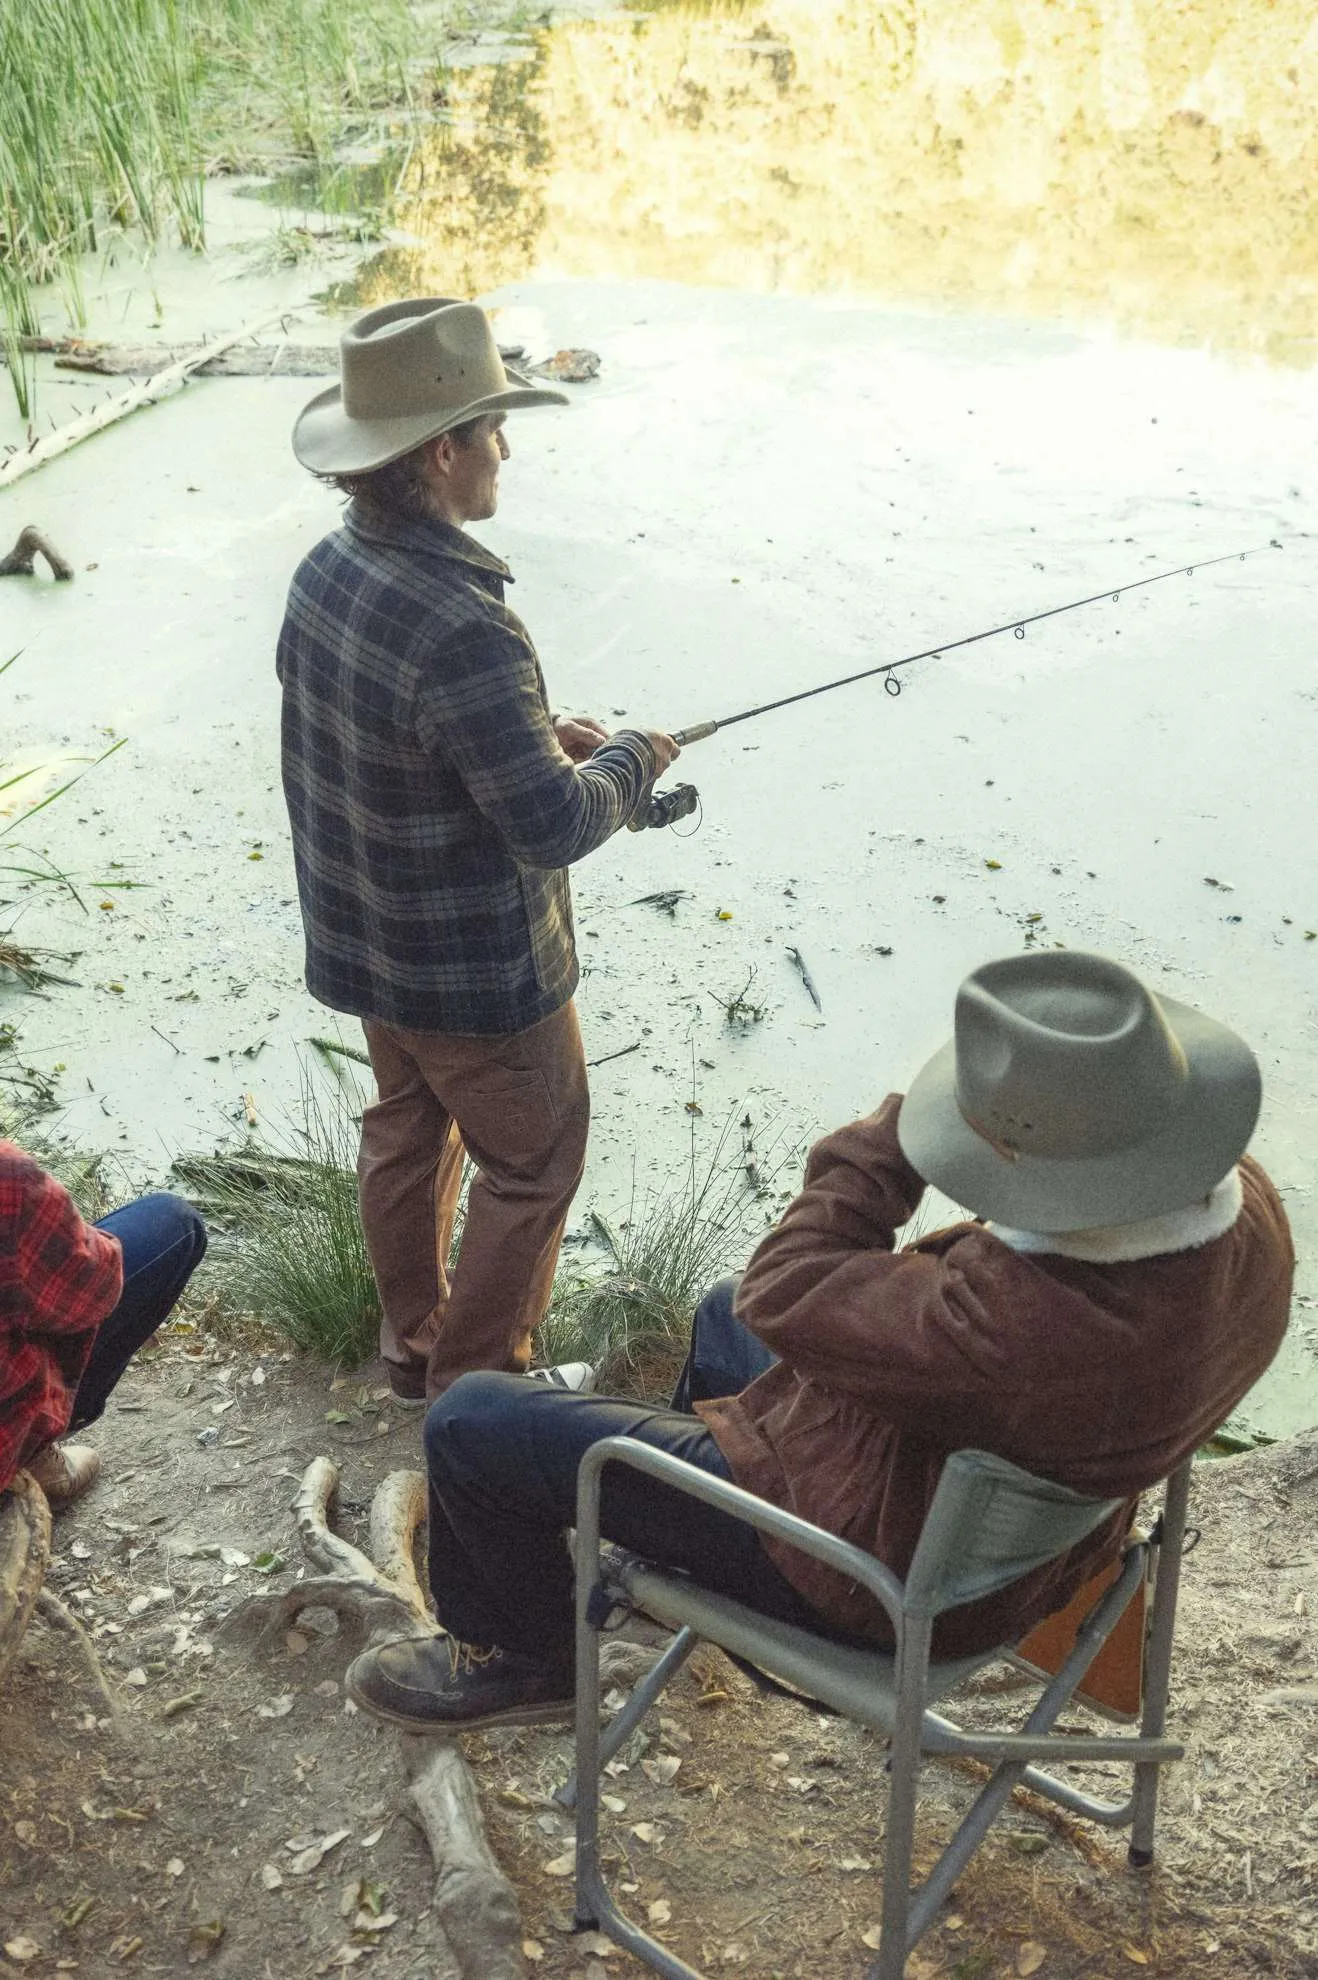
[358,1000,590,1399]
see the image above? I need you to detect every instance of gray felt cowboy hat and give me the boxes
[293,297,568,476]
[897,950,1260,1232]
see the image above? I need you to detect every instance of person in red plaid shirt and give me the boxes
[1,1141,206,1506]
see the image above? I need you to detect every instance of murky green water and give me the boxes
[272,0,1318,366]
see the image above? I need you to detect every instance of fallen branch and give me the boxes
[406,1739,526,1980]
[0,525,74,581]
[0,311,293,490]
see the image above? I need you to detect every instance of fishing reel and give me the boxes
[627,781,700,832]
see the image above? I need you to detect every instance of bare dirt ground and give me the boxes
[2,1309,1316,1980]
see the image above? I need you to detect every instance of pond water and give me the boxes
[4,0,1317,1440]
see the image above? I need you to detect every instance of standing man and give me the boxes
[279,298,679,1404]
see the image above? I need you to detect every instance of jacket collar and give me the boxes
[343,499,513,584]
[987,1166,1244,1265]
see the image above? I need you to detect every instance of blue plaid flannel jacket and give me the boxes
[277,502,657,1035]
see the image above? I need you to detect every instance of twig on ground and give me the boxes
[786,945,822,1011]
[587,1040,642,1068]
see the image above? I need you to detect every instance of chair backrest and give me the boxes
[903,1449,1123,1620]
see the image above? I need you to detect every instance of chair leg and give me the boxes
[870,1621,933,1980]
[1129,1461,1190,1867]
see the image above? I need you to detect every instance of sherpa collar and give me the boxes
[988,1166,1243,1264]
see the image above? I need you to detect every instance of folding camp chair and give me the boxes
[565,1438,1191,1980]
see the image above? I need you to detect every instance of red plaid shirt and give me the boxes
[1,1141,123,1491]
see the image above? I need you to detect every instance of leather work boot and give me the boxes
[27,1442,102,1509]
[346,1633,574,1734]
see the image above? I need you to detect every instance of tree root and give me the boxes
[221,1456,526,1979]
[34,1586,127,1737]
[0,525,73,581]
[0,1472,52,1689]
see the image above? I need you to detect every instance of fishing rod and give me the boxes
[628,539,1279,828]
[673,540,1279,746]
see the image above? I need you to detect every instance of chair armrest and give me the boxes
[574,1435,908,1635]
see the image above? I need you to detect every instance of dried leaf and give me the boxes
[123,1668,148,1688]
[641,1754,681,1786]
[575,1932,616,1956]
[1123,1952,1150,1968]
[601,1793,627,1814]
[837,1855,872,1872]
[288,1829,351,1875]
[522,1941,545,1963]
[542,1851,575,1878]
[352,1912,397,1934]
[648,1900,672,1926]
[861,1926,883,1951]
[3,1940,40,1963]
[1018,1943,1047,1976]
[257,1694,295,1720]
[630,1823,657,1844]
[260,1865,283,1891]
[187,1919,225,1964]
[165,1859,185,1879]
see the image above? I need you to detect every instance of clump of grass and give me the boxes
[540,1110,802,1401]
[179,1072,380,1366]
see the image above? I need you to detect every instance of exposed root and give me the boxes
[221,1455,523,1978]
[0,1472,52,1688]
[34,1586,127,1735]
[406,1738,527,1980]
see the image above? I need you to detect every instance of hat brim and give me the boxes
[896,992,1261,1232]
[292,372,569,476]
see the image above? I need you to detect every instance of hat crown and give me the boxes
[339,299,507,422]
[953,953,1188,1160]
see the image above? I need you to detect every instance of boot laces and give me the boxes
[447,1638,501,1680]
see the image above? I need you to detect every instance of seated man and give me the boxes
[1,1143,207,1506]
[345,949,1294,1731]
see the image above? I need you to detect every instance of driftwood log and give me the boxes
[0,525,74,581]
[15,336,533,380]
[0,311,292,490]
[0,1472,52,1688]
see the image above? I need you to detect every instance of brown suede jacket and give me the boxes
[697,1095,1294,1657]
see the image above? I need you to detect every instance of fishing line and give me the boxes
[669,540,1281,747]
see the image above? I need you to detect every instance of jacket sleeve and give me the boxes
[412,617,658,868]
[1,1144,122,1362]
[734,1095,1018,1436]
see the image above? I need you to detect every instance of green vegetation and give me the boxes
[540,1113,800,1400]
[0,0,429,411]
[177,1073,381,1366]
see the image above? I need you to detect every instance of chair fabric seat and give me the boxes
[620,1560,995,1737]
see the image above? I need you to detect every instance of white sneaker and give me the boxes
[526,1361,596,1393]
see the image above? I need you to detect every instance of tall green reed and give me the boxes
[0,0,420,416]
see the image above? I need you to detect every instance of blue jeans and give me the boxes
[68,1194,208,1430]
[423,1276,827,1671]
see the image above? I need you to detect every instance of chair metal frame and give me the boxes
[566,1438,1191,1980]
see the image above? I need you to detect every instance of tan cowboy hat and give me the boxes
[292,297,569,476]
[897,950,1260,1232]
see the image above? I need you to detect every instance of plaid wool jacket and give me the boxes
[0,1142,122,1492]
[277,503,658,1035]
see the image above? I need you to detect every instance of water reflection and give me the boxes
[331,0,1318,364]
